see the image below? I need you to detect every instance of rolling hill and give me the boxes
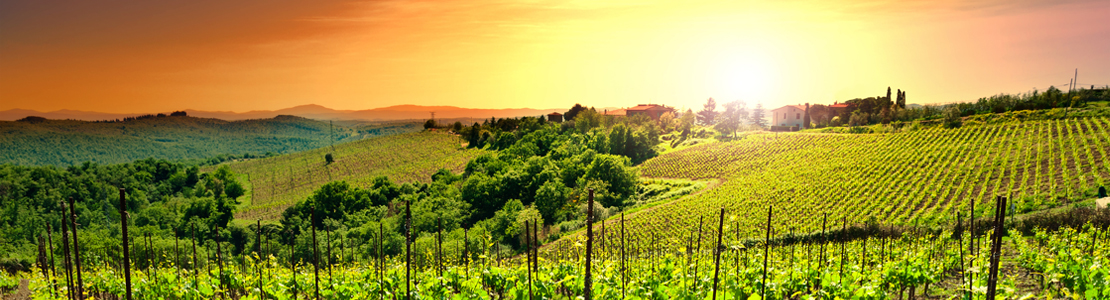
[0,104,565,122]
[546,116,1110,251]
[209,131,485,221]
[0,115,420,166]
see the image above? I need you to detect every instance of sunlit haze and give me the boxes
[3,0,1109,114]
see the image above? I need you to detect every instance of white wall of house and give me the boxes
[770,106,805,127]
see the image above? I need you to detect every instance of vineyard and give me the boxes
[207,132,484,221]
[9,118,1110,299]
[18,206,1110,299]
[566,118,1110,247]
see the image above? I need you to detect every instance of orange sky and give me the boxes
[2,0,1109,114]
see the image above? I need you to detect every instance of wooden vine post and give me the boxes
[46,226,58,297]
[378,221,384,300]
[257,219,263,298]
[840,216,846,286]
[406,199,412,300]
[118,188,133,300]
[67,197,84,300]
[290,229,297,300]
[526,221,533,300]
[59,201,74,300]
[310,209,321,300]
[437,217,444,277]
[985,196,1007,299]
[191,225,198,287]
[325,225,334,285]
[536,222,541,272]
[712,208,725,300]
[584,189,594,300]
[820,212,827,270]
[621,212,627,299]
[762,205,772,300]
[214,226,225,297]
[174,231,181,283]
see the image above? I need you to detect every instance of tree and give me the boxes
[583,154,636,207]
[424,119,437,130]
[679,109,695,138]
[697,98,718,125]
[943,106,962,128]
[467,123,481,147]
[452,121,463,132]
[803,103,811,129]
[658,111,675,133]
[534,180,568,223]
[608,124,627,155]
[225,180,245,200]
[564,104,588,121]
[750,103,767,128]
[713,100,744,137]
[849,111,868,126]
[325,153,334,164]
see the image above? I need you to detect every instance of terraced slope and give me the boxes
[553,117,1110,249]
[211,132,483,221]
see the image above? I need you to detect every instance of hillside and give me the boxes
[0,115,420,166]
[548,117,1110,250]
[210,131,484,221]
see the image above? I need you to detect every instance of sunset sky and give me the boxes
[2,0,1109,114]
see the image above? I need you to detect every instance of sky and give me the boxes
[2,0,1109,114]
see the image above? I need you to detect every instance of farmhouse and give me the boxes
[547,112,563,122]
[771,104,807,128]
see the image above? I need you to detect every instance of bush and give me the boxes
[943,106,963,128]
[325,153,334,164]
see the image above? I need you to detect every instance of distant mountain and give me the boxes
[1,104,566,121]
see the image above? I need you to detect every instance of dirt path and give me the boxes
[1,279,30,300]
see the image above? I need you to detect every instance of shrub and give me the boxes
[943,106,963,128]
[325,153,334,164]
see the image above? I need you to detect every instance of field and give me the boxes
[211,132,484,221]
[574,118,1110,246]
[11,117,1110,299]
[17,219,1109,299]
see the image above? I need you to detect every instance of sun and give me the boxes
[711,55,780,105]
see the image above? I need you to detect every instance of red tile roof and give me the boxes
[772,105,806,111]
[626,104,672,111]
[547,112,562,116]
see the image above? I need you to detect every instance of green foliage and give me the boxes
[943,106,963,128]
[750,103,767,128]
[564,104,588,121]
[697,97,718,125]
[217,132,482,220]
[0,157,246,268]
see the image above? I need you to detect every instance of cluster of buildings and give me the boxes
[546,104,675,122]
[768,102,849,128]
[545,101,857,130]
